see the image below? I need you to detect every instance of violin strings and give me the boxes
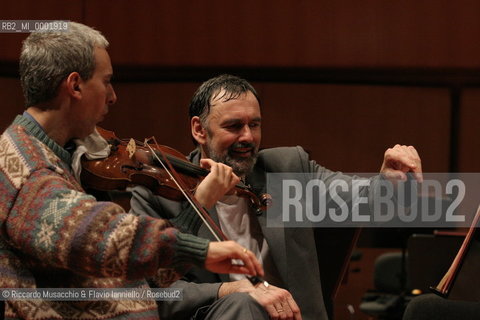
[144,143,222,242]
[145,143,268,287]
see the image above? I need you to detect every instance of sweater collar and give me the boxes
[14,114,72,165]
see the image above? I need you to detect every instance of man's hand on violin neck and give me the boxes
[219,280,302,320]
[204,241,264,277]
[195,159,240,209]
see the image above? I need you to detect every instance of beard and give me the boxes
[205,140,259,177]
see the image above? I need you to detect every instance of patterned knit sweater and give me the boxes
[0,115,209,319]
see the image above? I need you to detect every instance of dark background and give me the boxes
[2,1,479,318]
[3,0,479,245]
[3,0,480,174]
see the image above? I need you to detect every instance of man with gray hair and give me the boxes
[0,23,265,319]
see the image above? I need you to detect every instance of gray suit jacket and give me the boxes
[131,146,377,320]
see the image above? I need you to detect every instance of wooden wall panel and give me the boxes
[99,82,198,155]
[458,89,480,172]
[258,84,451,172]
[100,82,451,173]
[84,0,480,68]
[0,74,452,174]
[1,1,480,68]
[0,1,83,62]
[0,77,25,131]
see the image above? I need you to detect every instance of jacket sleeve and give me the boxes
[258,146,385,216]
[131,186,223,317]
[130,185,204,235]
[158,279,221,320]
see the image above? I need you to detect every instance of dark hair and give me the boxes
[188,74,260,125]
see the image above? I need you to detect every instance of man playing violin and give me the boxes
[130,74,423,320]
[0,24,265,320]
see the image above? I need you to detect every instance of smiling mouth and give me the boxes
[231,148,253,157]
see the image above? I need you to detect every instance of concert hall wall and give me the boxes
[1,0,480,173]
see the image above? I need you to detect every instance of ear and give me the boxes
[191,116,207,145]
[65,72,82,99]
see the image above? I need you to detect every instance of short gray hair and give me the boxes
[19,21,109,108]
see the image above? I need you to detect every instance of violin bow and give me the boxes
[143,138,267,287]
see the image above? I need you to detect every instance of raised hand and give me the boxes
[380,144,423,183]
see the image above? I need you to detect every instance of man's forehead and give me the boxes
[210,89,249,106]
[207,96,261,124]
[93,47,113,74]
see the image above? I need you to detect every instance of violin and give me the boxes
[81,127,270,286]
[80,127,272,215]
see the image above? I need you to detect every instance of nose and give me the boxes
[108,85,117,105]
[239,125,254,143]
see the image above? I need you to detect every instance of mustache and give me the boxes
[229,142,256,151]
